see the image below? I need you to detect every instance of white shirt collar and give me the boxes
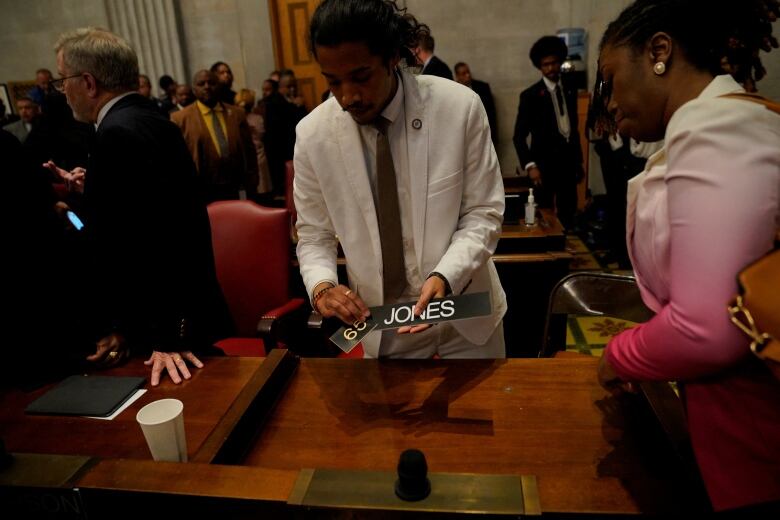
[95,92,135,129]
[542,76,559,91]
[422,55,433,69]
[380,72,404,125]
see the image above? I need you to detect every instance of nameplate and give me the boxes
[330,292,492,353]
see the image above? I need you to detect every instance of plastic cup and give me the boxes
[135,398,188,462]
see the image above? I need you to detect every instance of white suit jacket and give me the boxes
[294,70,507,357]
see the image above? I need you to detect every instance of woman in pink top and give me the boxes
[595,0,780,513]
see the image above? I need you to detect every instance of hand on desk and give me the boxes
[397,275,446,335]
[597,354,637,396]
[144,351,203,387]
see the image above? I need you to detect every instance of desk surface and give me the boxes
[0,357,263,460]
[245,356,684,514]
[1,353,698,515]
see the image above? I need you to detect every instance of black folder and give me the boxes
[25,375,146,417]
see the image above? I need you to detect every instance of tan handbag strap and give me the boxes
[721,92,780,115]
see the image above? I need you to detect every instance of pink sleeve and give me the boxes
[607,99,779,381]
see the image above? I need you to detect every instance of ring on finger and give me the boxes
[108,351,118,359]
[344,289,352,296]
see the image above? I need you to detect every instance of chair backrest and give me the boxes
[539,272,654,357]
[208,201,291,337]
[285,160,296,228]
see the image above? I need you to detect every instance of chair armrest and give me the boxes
[307,311,323,329]
[257,298,306,335]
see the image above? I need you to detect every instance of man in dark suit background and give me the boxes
[454,62,498,145]
[415,33,453,80]
[513,36,583,230]
[45,28,232,386]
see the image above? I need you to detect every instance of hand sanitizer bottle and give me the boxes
[525,188,536,226]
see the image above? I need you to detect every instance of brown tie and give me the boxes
[374,117,406,299]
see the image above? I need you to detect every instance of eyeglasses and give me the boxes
[49,74,84,92]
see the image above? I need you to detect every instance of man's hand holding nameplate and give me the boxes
[329,292,492,353]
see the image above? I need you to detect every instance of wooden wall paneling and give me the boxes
[268,0,328,112]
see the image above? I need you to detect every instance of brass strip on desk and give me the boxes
[287,468,530,515]
[521,474,541,515]
[287,468,314,505]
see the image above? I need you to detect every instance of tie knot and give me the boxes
[374,116,391,136]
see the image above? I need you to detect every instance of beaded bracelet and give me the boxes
[312,285,333,312]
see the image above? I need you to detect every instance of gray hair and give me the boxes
[55,27,139,92]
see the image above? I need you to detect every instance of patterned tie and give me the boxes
[210,108,229,157]
[374,116,406,300]
[554,85,565,116]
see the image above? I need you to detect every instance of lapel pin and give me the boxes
[412,118,422,130]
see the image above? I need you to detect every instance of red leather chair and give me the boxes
[285,160,297,233]
[208,200,305,356]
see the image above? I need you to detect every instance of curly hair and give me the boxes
[529,36,568,69]
[309,0,430,67]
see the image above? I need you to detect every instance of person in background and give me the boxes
[211,61,237,106]
[27,69,55,107]
[158,74,178,113]
[235,88,273,204]
[513,35,583,231]
[171,69,258,202]
[138,73,167,115]
[414,32,453,80]
[595,0,780,513]
[3,97,40,144]
[173,84,195,111]
[454,61,497,145]
[45,27,233,386]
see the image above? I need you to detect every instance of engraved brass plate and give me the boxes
[0,453,92,488]
[289,468,539,515]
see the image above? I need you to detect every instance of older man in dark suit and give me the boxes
[171,69,258,202]
[45,28,232,386]
[513,36,583,230]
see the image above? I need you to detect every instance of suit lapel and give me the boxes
[401,71,428,270]
[335,111,383,263]
[224,104,241,155]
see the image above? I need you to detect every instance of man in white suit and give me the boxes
[294,0,506,358]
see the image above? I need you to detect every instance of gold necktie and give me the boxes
[211,109,229,157]
[374,117,406,299]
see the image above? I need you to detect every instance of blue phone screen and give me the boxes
[66,210,85,231]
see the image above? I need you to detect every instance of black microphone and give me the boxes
[395,448,431,501]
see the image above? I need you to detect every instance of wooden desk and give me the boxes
[494,209,571,357]
[1,351,706,517]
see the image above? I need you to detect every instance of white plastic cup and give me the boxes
[135,399,188,462]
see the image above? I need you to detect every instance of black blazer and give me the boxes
[81,93,232,352]
[513,79,583,181]
[422,55,453,80]
[471,79,498,145]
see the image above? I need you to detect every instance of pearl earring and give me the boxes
[653,61,666,75]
